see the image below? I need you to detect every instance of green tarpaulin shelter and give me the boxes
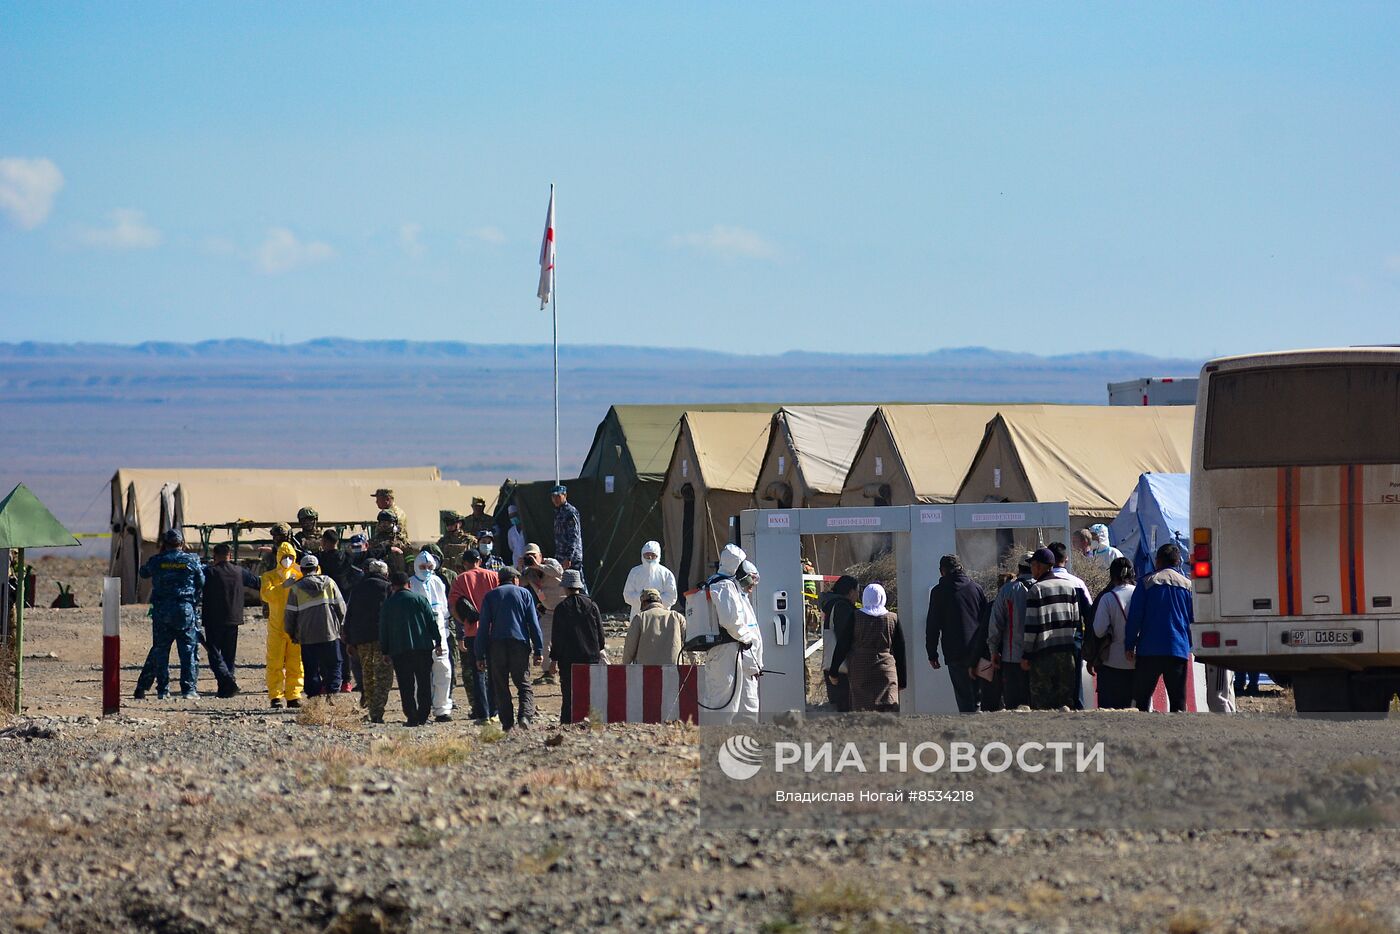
[0,483,80,714]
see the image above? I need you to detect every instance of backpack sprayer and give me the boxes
[682,575,739,654]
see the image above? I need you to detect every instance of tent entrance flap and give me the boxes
[739,502,1069,722]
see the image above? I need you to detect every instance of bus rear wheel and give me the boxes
[1292,671,1396,713]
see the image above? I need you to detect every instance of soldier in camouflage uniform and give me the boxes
[290,506,321,559]
[461,497,494,542]
[134,529,206,700]
[436,511,477,567]
[373,488,409,540]
[259,522,294,573]
[369,509,413,576]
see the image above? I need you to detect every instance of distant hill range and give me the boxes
[0,339,1202,542]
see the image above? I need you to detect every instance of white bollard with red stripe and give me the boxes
[102,577,121,716]
[1081,656,1208,711]
[570,664,699,724]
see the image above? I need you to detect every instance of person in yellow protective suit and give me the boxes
[261,541,304,708]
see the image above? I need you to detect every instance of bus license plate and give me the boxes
[1290,629,1354,647]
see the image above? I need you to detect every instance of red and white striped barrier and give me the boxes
[570,664,699,724]
[1082,656,1209,712]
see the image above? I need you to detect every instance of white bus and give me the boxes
[1191,348,1400,712]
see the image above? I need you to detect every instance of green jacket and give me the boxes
[379,589,443,657]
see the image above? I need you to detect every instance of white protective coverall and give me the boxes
[409,551,454,717]
[1088,524,1125,569]
[701,544,764,723]
[622,540,679,621]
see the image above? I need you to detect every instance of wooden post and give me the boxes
[13,547,23,715]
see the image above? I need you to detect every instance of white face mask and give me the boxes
[280,557,294,569]
[643,555,658,564]
[479,543,493,555]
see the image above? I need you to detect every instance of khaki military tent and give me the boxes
[753,405,877,576]
[838,404,1037,508]
[755,406,878,510]
[954,406,1195,525]
[107,467,493,603]
[506,403,778,612]
[660,411,774,592]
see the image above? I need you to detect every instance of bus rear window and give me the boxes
[1203,363,1400,469]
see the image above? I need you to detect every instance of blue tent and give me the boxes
[1110,473,1191,581]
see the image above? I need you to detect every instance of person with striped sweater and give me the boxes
[1020,548,1084,710]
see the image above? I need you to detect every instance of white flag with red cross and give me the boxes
[537,185,555,310]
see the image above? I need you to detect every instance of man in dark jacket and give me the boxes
[200,543,260,698]
[284,555,348,698]
[345,560,394,723]
[925,554,990,713]
[476,566,544,731]
[550,569,607,725]
[820,576,859,713]
[379,571,442,727]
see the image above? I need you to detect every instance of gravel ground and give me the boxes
[2,558,1398,933]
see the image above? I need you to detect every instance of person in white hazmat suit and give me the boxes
[409,551,455,720]
[701,544,764,724]
[622,541,678,621]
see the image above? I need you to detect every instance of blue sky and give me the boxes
[1,1,1397,356]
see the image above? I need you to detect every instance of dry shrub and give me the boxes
[521,765,609,790]
[0,642,14,719]
[317,745,363,785]
[1302,905,1390,934]
[367,735,472,769]
[1166,908,1213,934]
[295,695,365,731]
[791,883,879,920]
[515,843,566,875]
[845,551,898,608]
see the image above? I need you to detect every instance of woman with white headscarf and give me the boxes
[838,583,907,712]
[409,550,454,721]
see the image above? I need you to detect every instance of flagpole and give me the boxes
[552,274,560,486]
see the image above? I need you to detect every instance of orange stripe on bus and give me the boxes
[1275,466,1303,616]
[1340,466,1354,614]
[1289,467,1303,615]
[1349,465,1366,615]
[1276,468,1289,615]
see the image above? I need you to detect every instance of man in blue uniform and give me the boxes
[134,529,206,700]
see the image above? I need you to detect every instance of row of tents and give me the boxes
[506,402,1194,610]
[110,403,1193,610]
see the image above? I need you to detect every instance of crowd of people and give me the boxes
[132,484,691,730]
[821,530,1240,715]
[130,476,1250,727]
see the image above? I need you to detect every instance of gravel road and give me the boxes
[2,558,1397,933]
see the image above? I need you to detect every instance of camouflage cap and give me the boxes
[376,509,397,523]
[373,488,394,498]
[270,522,292,536]
[424,543,446,563]
[471,497,487,507]
[296,506,318,521]
[641,588,662,604]
[442,510,464,523]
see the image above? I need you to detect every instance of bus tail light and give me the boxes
[1200,631,1221,649]
[1193,529,1213,593]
